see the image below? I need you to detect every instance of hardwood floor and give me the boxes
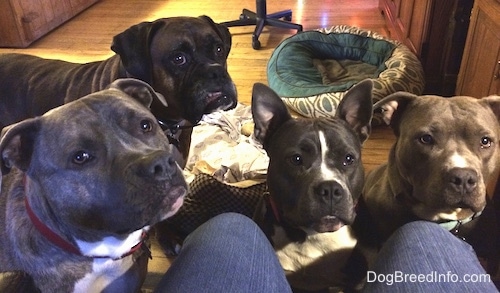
[0,0,395,171]
[0,0,396,290]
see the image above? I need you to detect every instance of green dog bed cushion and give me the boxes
[267,25,425,125]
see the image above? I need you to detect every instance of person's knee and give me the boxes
[390,221,448,243]
[206,212,255,231]
[184,212,257,245]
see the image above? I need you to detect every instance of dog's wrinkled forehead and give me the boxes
[48,92,150,120]
[30,93,170,167]
[41,93,157,140]
[314,118,363,147]
[270,118,360,155]
[401,96,499,131]
[153,18,230,59]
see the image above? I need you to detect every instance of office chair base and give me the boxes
[223,6,303,49]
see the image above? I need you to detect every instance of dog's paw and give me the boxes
[380,101,398,125]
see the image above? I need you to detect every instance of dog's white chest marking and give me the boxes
[72,227,148,292]
[274,225,357,272]
[73,256,134,293]
[75,227,148,259]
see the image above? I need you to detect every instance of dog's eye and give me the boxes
[480,136,492,148]
[172,53,187,66]
[72,151,93,164]
[140,119,154,132]
[215,45,224,57]
[289,154,303,166]
[343,154,355,166]
[419,134,434,145]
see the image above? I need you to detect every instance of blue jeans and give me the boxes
[154,213,498,292]
[364,221,499,292]
[153,213,292,293]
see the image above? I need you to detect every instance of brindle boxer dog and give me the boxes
[0,78,187,292]
[0,15,237,163]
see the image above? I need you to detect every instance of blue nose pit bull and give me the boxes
[360,92,500,246]
[251,81,373,292]
[0,79,187,292]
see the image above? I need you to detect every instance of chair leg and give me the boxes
[252,18,266,49]
[222,1,302,49]
[267,9,292,21]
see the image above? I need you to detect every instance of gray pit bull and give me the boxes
[0,79,187,292]
[0,15,237,162]
[360,92,500,246]
[252,81,373,292]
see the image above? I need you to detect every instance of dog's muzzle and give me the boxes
[313,216,346,233]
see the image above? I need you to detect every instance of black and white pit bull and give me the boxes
[0,79,187,292]
[0,15,237,162]
[360,92,500,250]
[252,81,373,292]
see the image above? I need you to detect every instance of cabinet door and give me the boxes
[9,0,73,44]
[457,6,500,97]
[397,0,432,56]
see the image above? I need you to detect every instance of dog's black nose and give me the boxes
[137,150,179,181]
[448,168,478,195]
[206,64,226,80]
[315,181,344,203]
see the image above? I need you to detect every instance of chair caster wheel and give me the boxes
[252,39,261,50]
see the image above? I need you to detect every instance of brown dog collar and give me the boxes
[157,118,198,148]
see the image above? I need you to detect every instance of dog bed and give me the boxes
[267,25,425,125]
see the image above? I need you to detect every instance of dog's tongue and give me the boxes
[313,216,345,233]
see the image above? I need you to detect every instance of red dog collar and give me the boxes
[24,197,146,260]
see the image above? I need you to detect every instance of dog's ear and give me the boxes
[107,78,167,109]
[480,95,500,122]
[251,83,291,148]
[111,20,165,83]
[0,118,40,175]
[199,15,232,56]
[336,79,373,143]
[373,91,418,135]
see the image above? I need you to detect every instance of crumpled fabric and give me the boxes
[183,103,269,184]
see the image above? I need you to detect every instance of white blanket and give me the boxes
[183,103,269,185]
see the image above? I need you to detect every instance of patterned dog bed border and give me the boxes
[267,25,425,126]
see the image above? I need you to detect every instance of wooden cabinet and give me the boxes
[379,0,431,56]
[456,0,500,97]
[0,0,99,48]
[379,0,474,96]
[463,0,500,223]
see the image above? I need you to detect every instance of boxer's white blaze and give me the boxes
[318,131,337,180]
[449,152,468,168]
